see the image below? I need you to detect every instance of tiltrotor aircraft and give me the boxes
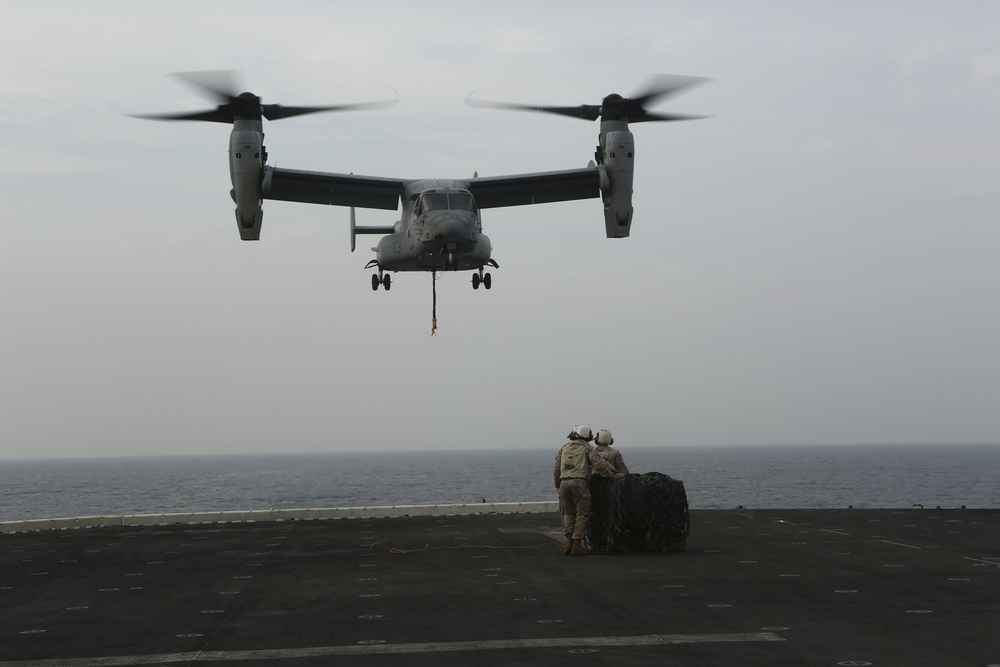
[136,71,706,329]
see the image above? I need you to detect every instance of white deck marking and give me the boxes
[0,633,784,665]
[964,556,1000,567]
[822,529,851,536]
[881,540,922,549]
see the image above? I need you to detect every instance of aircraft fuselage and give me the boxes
[375,181,493,272]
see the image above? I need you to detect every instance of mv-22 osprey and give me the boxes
[137,72,706,329]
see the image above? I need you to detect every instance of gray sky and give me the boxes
[2,1,998,459]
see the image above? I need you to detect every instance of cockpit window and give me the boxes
[448,193,475,212]
[418,193,449,213]
[416,191,477,215]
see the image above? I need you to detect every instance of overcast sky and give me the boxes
[1,1,998,459]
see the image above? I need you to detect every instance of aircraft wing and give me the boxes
[466,167,602,209]
[262,166,405,210]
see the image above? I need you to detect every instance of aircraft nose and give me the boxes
[430,212,474,241]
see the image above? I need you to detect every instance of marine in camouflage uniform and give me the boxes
[589,429,630,552]
[554,425,621,556]
[594,429,629,475]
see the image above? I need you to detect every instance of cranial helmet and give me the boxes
[570,425,593,441]
[595,429,614,446]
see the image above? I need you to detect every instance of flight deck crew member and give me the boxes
[594,429,629,475]
[588,429,630,551]
[555,425,623,556]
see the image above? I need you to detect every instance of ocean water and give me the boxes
[0,444,998,522]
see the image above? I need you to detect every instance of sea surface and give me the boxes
[1,444,998,522]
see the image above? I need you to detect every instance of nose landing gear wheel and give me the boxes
[483,272,492,290]
[472,273,481,290]
[371,274,380,291]
[382,274,391,291]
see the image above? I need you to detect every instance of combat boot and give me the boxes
[570,539,591,556]
[564,535,573,555]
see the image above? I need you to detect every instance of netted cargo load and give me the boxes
[588,472,690,554]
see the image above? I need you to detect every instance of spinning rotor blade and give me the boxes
[464,97,603,121]
[262,96,399,120]
[172,69,241,104]
[131,109,243,123]
[132,70,399,124]
[466,73,708,123]
[628,74,707,109]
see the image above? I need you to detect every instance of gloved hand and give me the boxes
[613,472,626,480]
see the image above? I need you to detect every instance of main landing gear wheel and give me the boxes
[472,271,492,290]
[371,273,391,291]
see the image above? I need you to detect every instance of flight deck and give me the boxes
[2,507,999,665]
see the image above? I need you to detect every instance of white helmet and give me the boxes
[570,425,593,441]
[595,429,614,446]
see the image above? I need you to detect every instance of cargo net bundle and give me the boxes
[588,472,690,554]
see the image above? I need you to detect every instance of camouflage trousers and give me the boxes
[558,478,592,540]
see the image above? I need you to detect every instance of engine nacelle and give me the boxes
[600,129,634,238]
[230,129,264,240]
